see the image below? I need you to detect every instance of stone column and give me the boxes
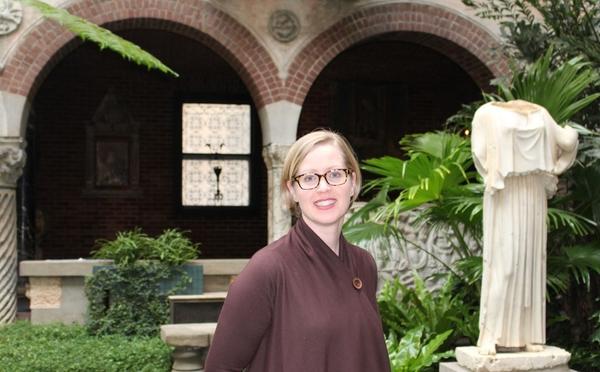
[257,100,301,243]
[0,138,25,323]
[262,144,291,243]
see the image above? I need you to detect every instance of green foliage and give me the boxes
[386,327,454,372]
[0,321,171,372]
[85,261,190,337]
[569,344,600,372]
[345,131,480,259]
[85,265,178,337]
[20,0,178,77]
[547,242,600,295]
[378,274,479,347]
[92,228,200,267]
[87,228,199,336]
[491,48,600,124]
[565,127,600,230]
[463,0,600,66]
[444,100,484,134]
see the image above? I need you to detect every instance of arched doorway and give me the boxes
[299,32,488,161]
[26,28,267,260]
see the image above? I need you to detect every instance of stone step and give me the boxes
[168,292,227,324]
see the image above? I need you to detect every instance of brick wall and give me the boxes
[31,29,268,259]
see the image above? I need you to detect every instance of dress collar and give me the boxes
[292,217,347,263]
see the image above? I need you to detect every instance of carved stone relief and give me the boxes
[0,140,25,187]
[27,277,62,309]
[0,0,22,36]
[268,10,300,43]
[351,204,480,290]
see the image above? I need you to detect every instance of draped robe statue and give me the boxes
[471,100,578,356]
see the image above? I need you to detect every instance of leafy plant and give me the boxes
[85,261,190,337]
[87,228,200,336]
[463,0,600,67]
[378,274,479,347]
[344,131,480,261]
[20,0,178,77]
[0,321,171,371]
[91,228,200,267]
[491,47,600,124]
[386,326,454,372]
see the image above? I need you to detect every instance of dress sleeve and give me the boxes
[204,249,279,372]
[471,106,488,180]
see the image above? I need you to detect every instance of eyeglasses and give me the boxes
[293,169,351,190]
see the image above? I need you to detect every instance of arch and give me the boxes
[286,2,510,106]
[0,0,279,108]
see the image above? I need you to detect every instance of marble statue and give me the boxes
[471,100,578,356]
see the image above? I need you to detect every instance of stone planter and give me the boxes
[19,259,248,325]
[92,263,204,296]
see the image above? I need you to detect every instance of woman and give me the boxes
[204,130,391,372]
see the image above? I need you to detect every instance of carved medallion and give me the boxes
[268,10,300,43]
[0,0,22,36]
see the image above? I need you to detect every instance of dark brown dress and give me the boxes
[204,217,391,372]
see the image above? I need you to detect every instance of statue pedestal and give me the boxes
[440,346,572,372]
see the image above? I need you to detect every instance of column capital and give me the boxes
[0,138,26,188]
[262,143,290,170]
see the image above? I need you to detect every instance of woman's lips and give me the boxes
[314,198,336,208]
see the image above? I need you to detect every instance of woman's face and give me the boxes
[287,142,356,232]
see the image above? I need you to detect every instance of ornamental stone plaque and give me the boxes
[268,9,300,43]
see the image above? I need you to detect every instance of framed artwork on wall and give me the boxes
[83,90,141,197]
[94,138,130,187]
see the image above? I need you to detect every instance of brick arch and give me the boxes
[286,2,510,106]
[0,0,279,108]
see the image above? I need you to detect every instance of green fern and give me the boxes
[20,0,179,77]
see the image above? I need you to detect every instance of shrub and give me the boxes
[378,274,479,348]
[85,261,190,337]
[86,228,199,337]
[0,322,171,372]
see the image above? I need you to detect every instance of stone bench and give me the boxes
[160,323,217,372]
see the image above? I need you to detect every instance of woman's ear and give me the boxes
[286,180,298,202]
[350,171,357,198]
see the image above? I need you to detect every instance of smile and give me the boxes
[314,199,336,207]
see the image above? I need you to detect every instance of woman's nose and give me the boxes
[315,176,331,191]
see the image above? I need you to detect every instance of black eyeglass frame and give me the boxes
[292,168,352,190]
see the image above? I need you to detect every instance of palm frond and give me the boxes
[343,221,401,245]
[548,242,600,293]
[495,47,600,123]
[21,0,179,77]
[547,208,597,236]
[564,243,600,290]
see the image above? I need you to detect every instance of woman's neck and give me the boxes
[302,217,342,256]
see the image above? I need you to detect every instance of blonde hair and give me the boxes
[281,129,362,214]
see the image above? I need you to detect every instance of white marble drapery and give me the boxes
[471,100,578,354]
